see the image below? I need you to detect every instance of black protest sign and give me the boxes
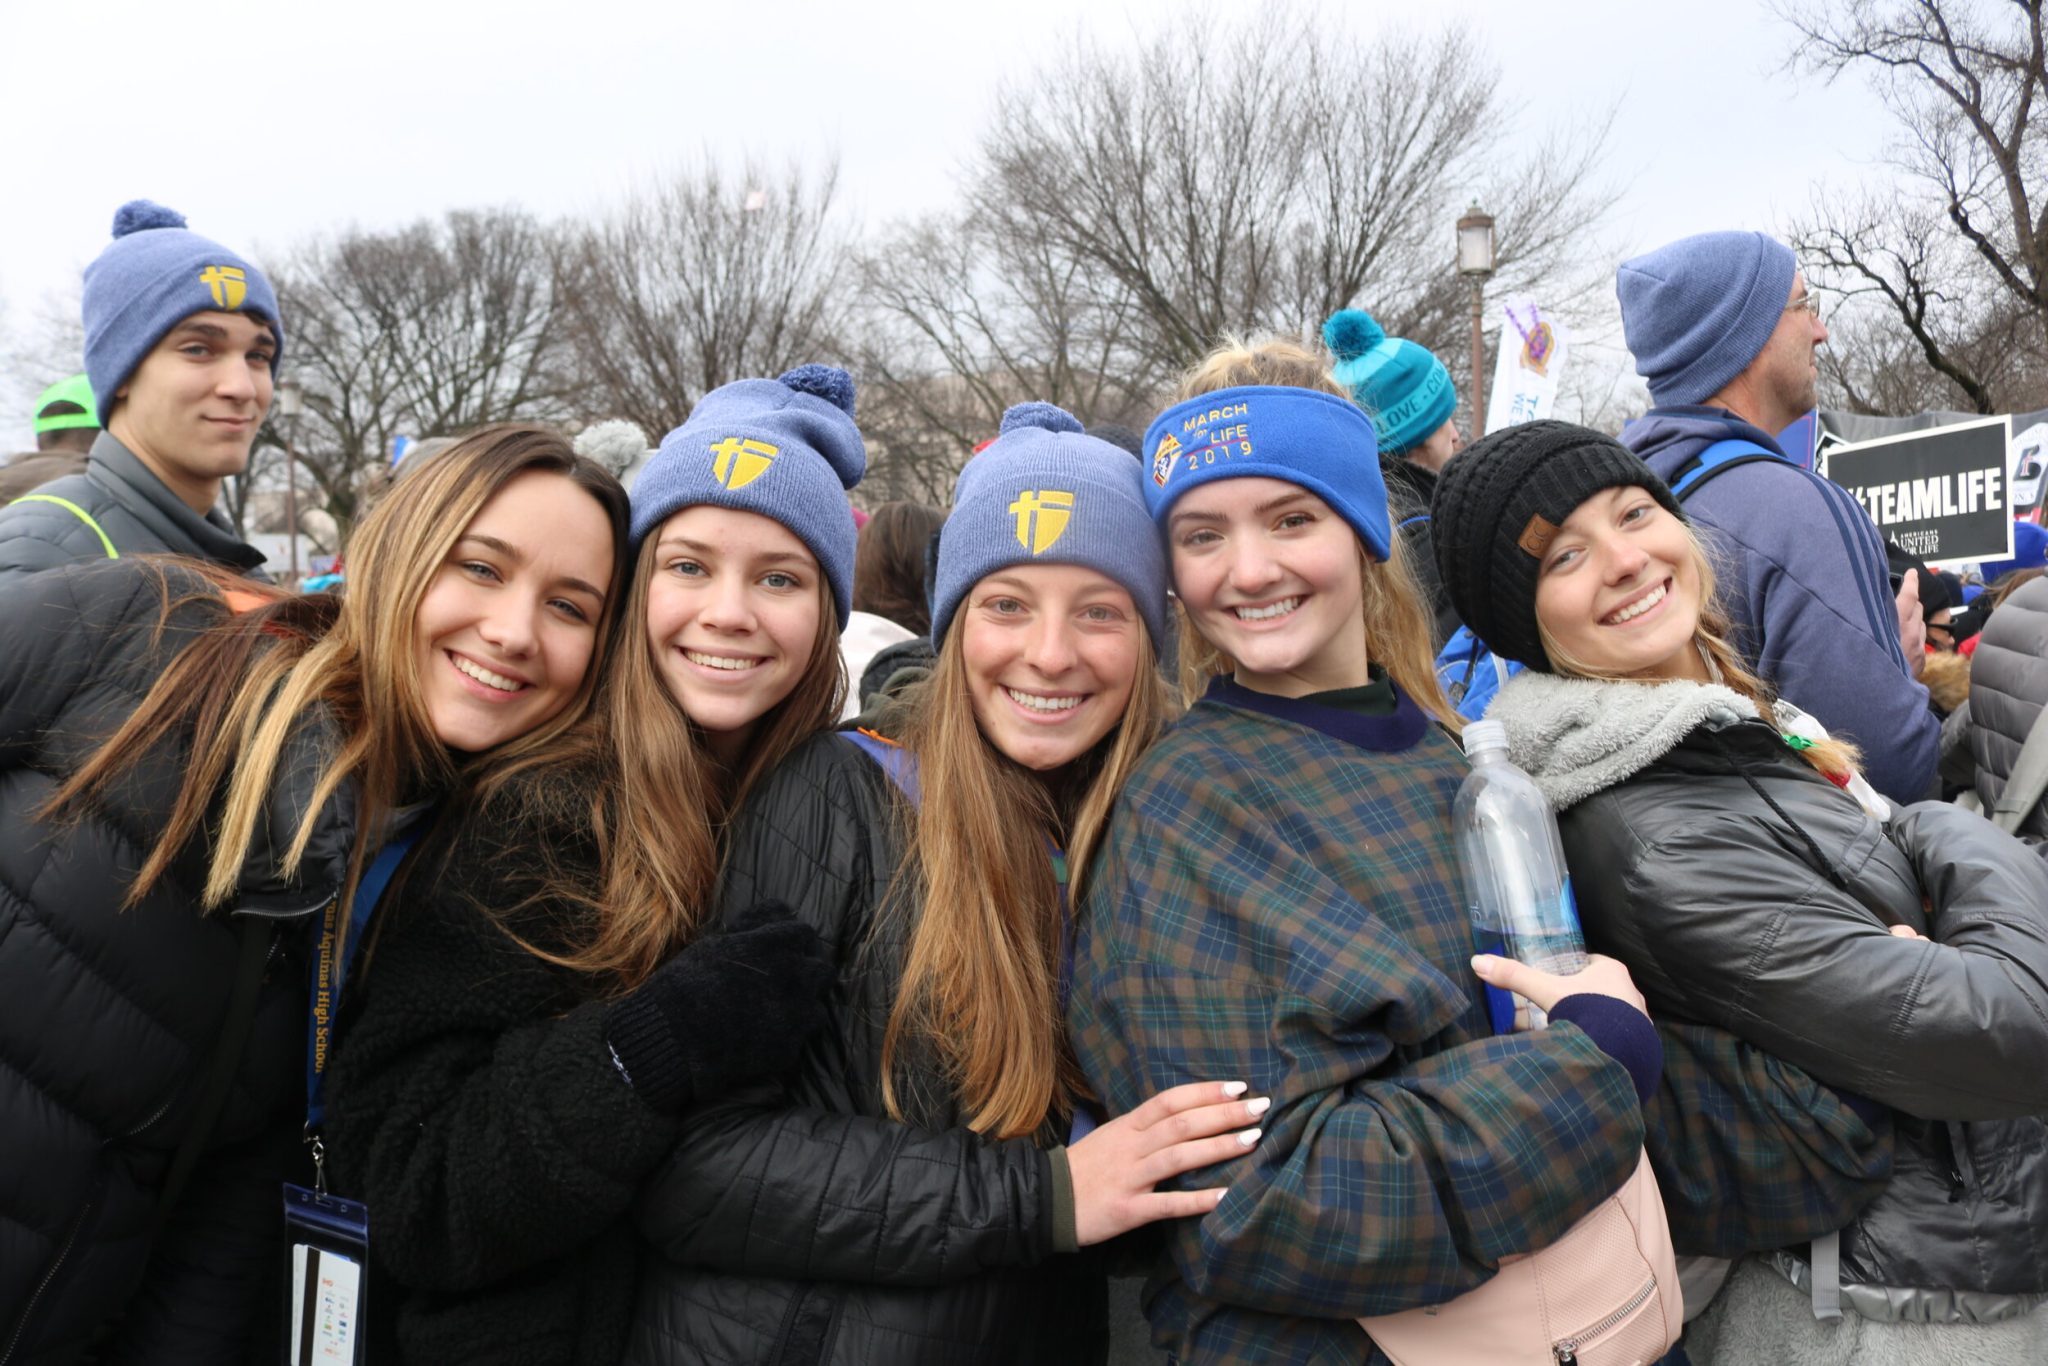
[1824,416,2014,568]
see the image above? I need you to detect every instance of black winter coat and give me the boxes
[627,731,1105,1366]
[1496,674,2048,1319]
[323,770,682,1366]
[0,562,348,1366]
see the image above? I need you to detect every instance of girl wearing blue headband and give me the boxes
[1067,338,1887,1362]
[625,402,1265,1364]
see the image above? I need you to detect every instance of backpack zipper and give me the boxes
[1553,1275,1656,1364]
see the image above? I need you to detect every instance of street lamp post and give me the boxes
[1456,204,1497,437]
[276,383,303,580]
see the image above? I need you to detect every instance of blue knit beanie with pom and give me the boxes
[82,200,284,424]
[929,402,1168,650]
[1323,308,1457,457]
[630,364,867,626]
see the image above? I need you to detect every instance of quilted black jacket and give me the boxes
[1549,704,2048,1314]
[0,561,348,1365]
[626,730,1107,1366]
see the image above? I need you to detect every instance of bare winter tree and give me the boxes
[851,212,1169,501]
[557,158,850,439]
[1783,0,2048,415]
[273,207,575,531]
[0,287,86,453]
[962,12,1618,400]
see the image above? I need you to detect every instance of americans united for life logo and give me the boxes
[198,265,247,309]
[1009,489,1075,554]
[710,437,778,490]
[1151,433,1183,488]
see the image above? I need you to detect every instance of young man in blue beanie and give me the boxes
[0,201,279,586]
[1616,229,1938,802]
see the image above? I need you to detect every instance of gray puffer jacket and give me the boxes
[1968,572,2048,842]
[0,431,266,587]
[1490,672,2048,1324]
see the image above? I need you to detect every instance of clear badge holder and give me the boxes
[281,1183,369,1365]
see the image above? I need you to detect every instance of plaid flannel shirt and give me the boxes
[1069,683,1895,1364]
[1646,1021,1891,1257]
[1069,685,1645,1362]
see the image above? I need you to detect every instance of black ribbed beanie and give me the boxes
[1430,420,1684,672]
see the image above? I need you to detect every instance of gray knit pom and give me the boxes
[573,420,651,477]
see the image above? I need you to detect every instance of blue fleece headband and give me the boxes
[82,200,284,425]
[930,402,1168,650]
[629,364,866,626]
[1143,385,1392,559]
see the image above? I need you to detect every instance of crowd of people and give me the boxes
[2,199,2046,1366]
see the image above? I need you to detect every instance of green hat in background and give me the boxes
[33,374,100,435]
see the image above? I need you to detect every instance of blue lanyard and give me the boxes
[305,831,420,1135]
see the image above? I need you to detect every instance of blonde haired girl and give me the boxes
[1438,419,2048,1363]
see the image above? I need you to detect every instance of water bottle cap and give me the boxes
[1461,718,1509,757]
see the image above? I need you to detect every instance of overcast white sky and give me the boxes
[0,0,1892,448]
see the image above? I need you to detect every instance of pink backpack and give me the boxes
[1357,1151,1681,1365]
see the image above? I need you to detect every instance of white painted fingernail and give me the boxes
[1246,1096,1271,1118]
[1221,1080,1248,1097]
[1238,1128,1262,1147]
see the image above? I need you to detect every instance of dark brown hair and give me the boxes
[853,501,946,636]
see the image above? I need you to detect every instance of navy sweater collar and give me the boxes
[1204,674,1431,753]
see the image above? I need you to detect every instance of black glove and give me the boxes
[604,902,836,1115]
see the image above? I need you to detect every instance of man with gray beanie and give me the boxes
[1616,230,1937,802]
[0,200,278,586]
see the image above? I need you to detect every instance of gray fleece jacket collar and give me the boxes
[1485,672,1759,811]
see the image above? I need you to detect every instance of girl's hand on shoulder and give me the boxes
[1471,952,1647,1017]
[1067,1080,1266,1247]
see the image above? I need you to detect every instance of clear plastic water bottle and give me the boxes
[1453,719,1586,1031]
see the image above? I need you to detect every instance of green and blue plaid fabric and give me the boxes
[1070,690,1894,1363]
[1070,693,1644,1361]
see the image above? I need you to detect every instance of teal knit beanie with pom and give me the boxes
[1323,309,1457,457]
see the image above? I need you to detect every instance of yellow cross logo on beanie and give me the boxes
[710,436,778,491]
[1009,489,1075,555]
[198,265,247,309]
